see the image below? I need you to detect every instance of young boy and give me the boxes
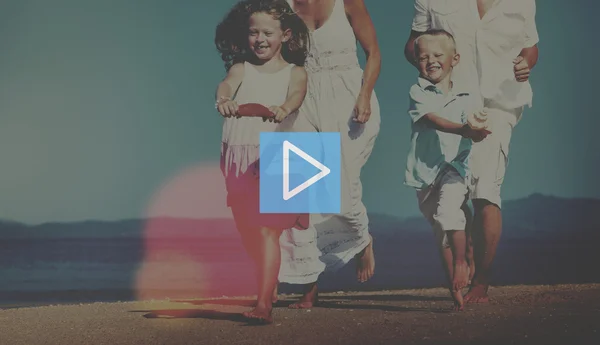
[404,29,490,310]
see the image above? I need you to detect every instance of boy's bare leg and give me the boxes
[242,227,283,324]
[441,230,469,310]
[464,199,501,303]
[288,282,318,309]
[462,204,475,284]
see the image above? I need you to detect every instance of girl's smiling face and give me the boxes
[248,12,290,62]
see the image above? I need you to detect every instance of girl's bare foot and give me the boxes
[242,306,273,324]
[356,235,375,282]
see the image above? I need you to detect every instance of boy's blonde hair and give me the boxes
[413,29,457,56]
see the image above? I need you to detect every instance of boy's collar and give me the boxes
[418,77,469,96]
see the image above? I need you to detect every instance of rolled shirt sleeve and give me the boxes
[411,0,431,32]
[523,0,539,47]
[409,85,439,123]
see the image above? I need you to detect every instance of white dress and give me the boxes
[279,0,381,284]
[221,62,295,178]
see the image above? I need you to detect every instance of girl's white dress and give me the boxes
[221,62,295,179]
[279,0,381,283]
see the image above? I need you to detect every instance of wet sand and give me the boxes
[1,284,599,345]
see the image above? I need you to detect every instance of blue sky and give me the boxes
[0,0,598,224]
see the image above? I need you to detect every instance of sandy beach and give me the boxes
[1,284,599,345]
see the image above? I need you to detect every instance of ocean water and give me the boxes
[0,231,598,306]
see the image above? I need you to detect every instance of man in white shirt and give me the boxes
[404,0,539,303]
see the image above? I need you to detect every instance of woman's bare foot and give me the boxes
[288,284,318,309]
[463,284,489,303]
[355,235,375,282]
[242,305,273,324]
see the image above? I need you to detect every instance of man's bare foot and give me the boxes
[463,284,489,303]
[355,235,375,282]
[452,260,469,292]
[450,288,464,311]
[242,306,273,324]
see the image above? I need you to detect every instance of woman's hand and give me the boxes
[353,93,371,123]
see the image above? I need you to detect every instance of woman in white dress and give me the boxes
[279,0,381,308]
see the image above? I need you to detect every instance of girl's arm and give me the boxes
[345,0,381,122]
[281,66,308,115]
[271,66,308,122]
[215,63,245,116]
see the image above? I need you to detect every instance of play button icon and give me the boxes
[259,132,341,214]
[282,140,331,201]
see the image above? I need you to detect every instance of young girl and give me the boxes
[214,0,309,324]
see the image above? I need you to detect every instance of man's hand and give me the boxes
[513,55,531,82]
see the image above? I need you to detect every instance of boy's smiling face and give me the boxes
[415,34,459,85]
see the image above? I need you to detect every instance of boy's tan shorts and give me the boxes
[417,168,469,249]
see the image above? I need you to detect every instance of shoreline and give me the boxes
[2,281,599,309]
[1,284,599,344]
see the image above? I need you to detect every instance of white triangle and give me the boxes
[282,140,330,201]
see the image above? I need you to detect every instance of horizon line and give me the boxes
[1,193,598,227]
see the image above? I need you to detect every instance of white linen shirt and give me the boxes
[405,78,478,190]
[411,0,539,114]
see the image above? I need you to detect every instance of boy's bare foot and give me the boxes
[242,306,273,325]
[463,284,489,303]
[467,260,475,285]
[452,260,469,292]
[450,288,465,311]
[356,235,375,282]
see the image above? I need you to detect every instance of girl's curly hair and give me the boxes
[215,0,309,71]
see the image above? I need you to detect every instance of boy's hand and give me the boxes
[268,106,289,123]
[460,124,491,143]
[216,98,239,117]
[513,56,530,82]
